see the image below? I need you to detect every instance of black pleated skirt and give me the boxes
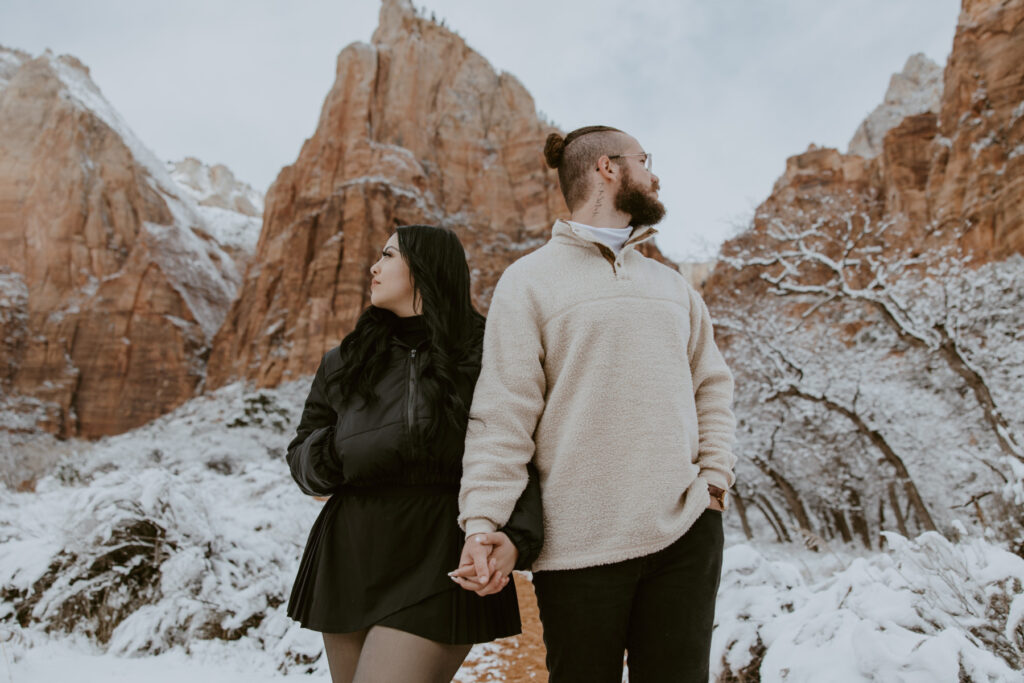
[287,484,521,644]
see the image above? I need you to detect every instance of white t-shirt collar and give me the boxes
[566,220,633,255]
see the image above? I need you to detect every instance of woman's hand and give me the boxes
[449,531,519,596]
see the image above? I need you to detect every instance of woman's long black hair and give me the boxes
[333,225,484,440]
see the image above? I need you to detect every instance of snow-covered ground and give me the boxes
[714,533,1024,681]
[1,380,1022,682]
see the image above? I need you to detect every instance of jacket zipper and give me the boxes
[407,348,418,457]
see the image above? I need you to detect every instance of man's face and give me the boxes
[613,151,665,228]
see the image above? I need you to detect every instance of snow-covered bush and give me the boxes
[0,381,328,673]
[713,531,1024,681]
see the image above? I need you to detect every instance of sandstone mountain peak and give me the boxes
[848,53,943,159]
[0,46,31,89]
[0,48,257,437]
[168,157,264,218]
[377,0,417,34]
[206,0,672,390]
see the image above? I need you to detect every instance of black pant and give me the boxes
[532,509,724,683]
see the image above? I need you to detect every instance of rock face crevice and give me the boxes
[0,49,258,438]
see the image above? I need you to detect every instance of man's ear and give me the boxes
[595,155,617,182]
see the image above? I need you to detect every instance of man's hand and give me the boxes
[450,532,518,596]
[707,485,726,512]
[453,533,495,587]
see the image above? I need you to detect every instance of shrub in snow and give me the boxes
[5,512,167,644]
[712,532,1024,681]
[0,381,327,673]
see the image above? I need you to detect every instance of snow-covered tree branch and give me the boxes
[713,194,1024,549]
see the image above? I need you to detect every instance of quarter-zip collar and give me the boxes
[551,219,659,275]
[566,221,633,254]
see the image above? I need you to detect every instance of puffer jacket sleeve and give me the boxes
[500,461,544,570]
[286,355,344,496]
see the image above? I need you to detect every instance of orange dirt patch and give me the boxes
[459,573,548,681]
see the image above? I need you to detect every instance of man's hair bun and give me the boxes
[544,133,566,169]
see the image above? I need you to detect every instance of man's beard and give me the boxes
[614,165,666,228]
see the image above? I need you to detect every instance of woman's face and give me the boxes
[369,233,420,317]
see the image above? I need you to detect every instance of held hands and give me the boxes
[449,531,518,596]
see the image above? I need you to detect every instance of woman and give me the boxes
[286,225,542,683]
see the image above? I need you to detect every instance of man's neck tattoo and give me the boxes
[591,188,604,219]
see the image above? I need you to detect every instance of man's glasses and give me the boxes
[608,152,652,172]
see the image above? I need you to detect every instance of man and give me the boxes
[453,125,736,682]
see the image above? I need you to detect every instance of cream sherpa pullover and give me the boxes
[458,219,736,571]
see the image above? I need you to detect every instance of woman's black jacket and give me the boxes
[286,324,543,570]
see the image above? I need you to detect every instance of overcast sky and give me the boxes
[2,0,962,260]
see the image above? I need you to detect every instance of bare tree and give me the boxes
[765,385,937,532]
[722,203,1023,465]
[712,194,1024,547]
[720,314,937,544]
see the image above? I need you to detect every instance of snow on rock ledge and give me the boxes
[0,380,323,672]
[168,158,264,218]
[167,158,264,256]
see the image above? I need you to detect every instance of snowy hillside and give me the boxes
[1,379,1021,681]
[0,381,500,681]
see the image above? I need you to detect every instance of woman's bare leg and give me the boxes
[322,629,368,683]
[352,625,472,683]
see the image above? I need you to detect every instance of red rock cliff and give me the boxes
[0,49,247,437]
[708,0,1024,298]
[927,0,1024,257]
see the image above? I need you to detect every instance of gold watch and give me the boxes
[708,485,727,509]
